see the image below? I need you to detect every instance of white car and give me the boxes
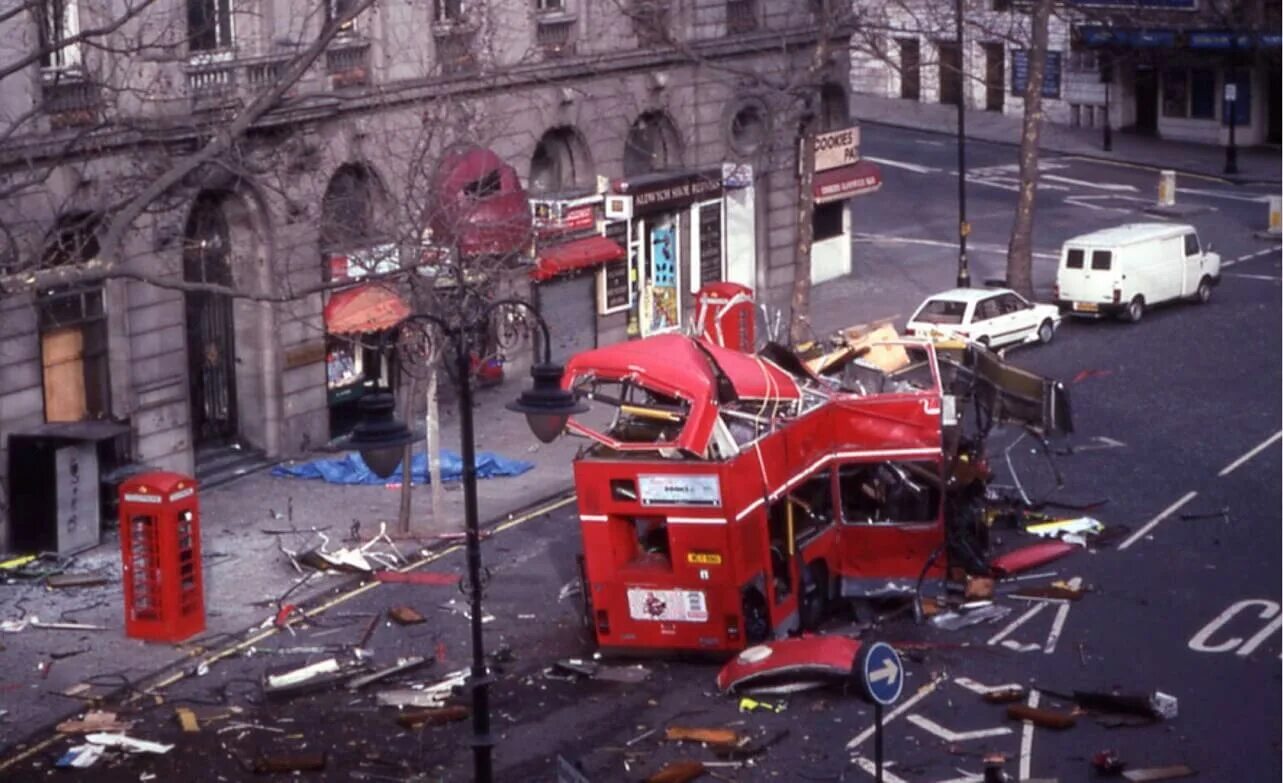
[905,287,1061,349]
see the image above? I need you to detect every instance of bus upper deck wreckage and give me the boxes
[562,327,1072,655]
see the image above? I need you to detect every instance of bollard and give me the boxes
[1157,170,1176,207]
[1268,195,1281,237]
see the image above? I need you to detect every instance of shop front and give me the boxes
[604,168,743,338]
[808,126,882,284]
[323,245,407,437]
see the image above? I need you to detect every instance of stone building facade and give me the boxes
[0,0,858,549]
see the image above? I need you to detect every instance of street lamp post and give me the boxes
[1224,66,1240,175]
[1101,51,1114,152]
[954,0,970,288]
[347,297,585,783]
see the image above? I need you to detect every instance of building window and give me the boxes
[530,127,590,195]
[38,214,109,422]
[38,0,81,71]
[187,0,233,52]
[631,0,670,47]
[536,0,564,11]
[728,99,769,155]
[434,0,464,23]
[899,38,920,100]
[623,111,682,177]
[1162,68,1188,118]
[1189,69,1215,119]
[818,82,849,131]
[938,41,961,106]
[327,0,361,34]
[814,202,844,242]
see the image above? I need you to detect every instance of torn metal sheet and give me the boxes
[715,636,861,694]
[265,658,342,689]
[85,732,174,754]
[930,604,1013,630]
[56,710,133,734]
[396,705,469,728]
[55,744,104,768]
[1121,766,1196,782]
[346,656,430,690]
[989,541,1079,577]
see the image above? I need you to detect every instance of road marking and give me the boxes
[1064,194,1157,213]
[853,233,1058,260]
[853,757,910,783]
[907,714,1014,742]
[1043,174,1137,192]
[935,773,985,783]
[988,602,1048,646]
[1018,690,1040,779]
[847,675,943,749]
[1189,599,1283,656]
[1223,247,1279,268]
[1044,577,1082,654]
[954,677,1022,695]
[863,156,938,174]
[1059,156,1231,184]
[1002,640,1043,652]
[1075,435,1127,452]
[1223,272,1281,281]
[1218,431,1282,476]
[1118,490,1198,550]
[1177,187,1272,203]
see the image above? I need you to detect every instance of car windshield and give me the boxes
[913,299,967,325]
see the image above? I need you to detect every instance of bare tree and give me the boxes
[1005,0,1051,297]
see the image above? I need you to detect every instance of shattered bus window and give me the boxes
[838,461,941,524]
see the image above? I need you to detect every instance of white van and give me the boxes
[1055,223,1220,323]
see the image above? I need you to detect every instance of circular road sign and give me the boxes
[857,641,904,706]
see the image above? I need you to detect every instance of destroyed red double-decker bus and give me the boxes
[562,331,1070,655]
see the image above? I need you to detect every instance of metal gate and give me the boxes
[535,274,597,364]
[184,196,238,446]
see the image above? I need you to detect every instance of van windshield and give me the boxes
[1091,250,1112,270]
[1066,248,1084,269]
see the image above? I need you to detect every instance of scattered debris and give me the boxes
[251,752,327,774]
[1092,750,1128,776]
[85,732,175,754]
[989,541,1079,577]
[388,606,426,625]
[981,687,1026,705]
[1,615,107,633]
[55,744,104,768]
[396,705,469,728]
[716,635,862,694]
[931,604,1013,630]
[175,707,200,733]
[547,658,651,684]
[557,580,581,602]
[266,658,342,689]
[965,576,996,600]
[1006,704,1076,730]
[738,696,786,713]
[1010,582,1086,602]
[57,710,133,734]
[1024,517,1105,541]
[376,669,468,708]
[1074,690,1178,720]
[347,656,431,690]
[644,760,706,783]
[0,554,37,571]
[45,573,112,589]
[1120,766,1196,782]
[1178,506,1229,523]
[374,570,458,585]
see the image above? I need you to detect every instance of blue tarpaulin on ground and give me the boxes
[271,450,534,485]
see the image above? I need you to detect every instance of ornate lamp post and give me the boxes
[346,296,585,782]
[954,0,970,288]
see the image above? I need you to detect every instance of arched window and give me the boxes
[623,111,683,177]
[38,212,109,421]
[321,164,387,282]
[530,127,592,195]
[818,82,850,132]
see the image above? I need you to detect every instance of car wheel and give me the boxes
[742,589,770,644]
[1037,319,1055,344]
[1196,277,1212,304]
[1124,297,1144,324]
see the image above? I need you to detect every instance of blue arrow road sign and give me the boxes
[859,641,904,706]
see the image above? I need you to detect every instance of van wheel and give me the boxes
[1196,277,1213,304]
[1037,320,1055,344]
[742,589,770,644]
[1124,297,1145,324]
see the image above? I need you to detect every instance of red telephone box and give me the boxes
[693,282,755,353]
[118,471,205,642]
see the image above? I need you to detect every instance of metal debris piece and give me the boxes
[1092,750,1127,776]
[388,606,426,625]
[346,656,430,690]
[931,604,1013,630]
[396,705,469,728]
[1011,583,1085,602]
[1121,766,1196,782]
[965,576,995,600]
[175,708,200,732]
[374,570,458,586]
[1025,517,1105,540]
[738,697,786,713]
[557,579,581,602]
[45,573,112,589]
[663,726,741,746]
[1006,704,1076,730]
[85,732,175,754]
[981,687,1026,704]
[644,760,706,783]
[376,669,468,708]
[55,744,103,768]
[1074,690,1177,720]
[251,752,327,774]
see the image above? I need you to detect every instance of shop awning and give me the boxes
[531,235,625,281]
[813,160,883,204]
[324,284,410,334]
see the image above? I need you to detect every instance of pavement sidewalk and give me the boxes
[1,103,1275,762]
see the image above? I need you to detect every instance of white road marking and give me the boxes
[907,714,1014,742]
[1117,491,1198,550]
[936,772,985,783]
[853,757,910,783]
[1018,690,1040,780]
[1042,174,1138,192]
[847,676,943,749]
[1223,272,1282,281]
[1059,156,1230,183]
[1002,640,1043,652]
[1218,431,1282,477]
[1189,599,1282,655]
[863,156,938,174]
[969,177,1020,192]
[853,233,1058,260]
[1044,576,1083,654]
[1074,435,1126,452]
[1223,246,1279,268]
[988,602,1048,646]
[1177,187,1272,203]
[954,677,1022,695]
[1064,194,1155,213]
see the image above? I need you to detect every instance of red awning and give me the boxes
[323,284,410,334]
[531,235,625,281]
[813,160,883,204]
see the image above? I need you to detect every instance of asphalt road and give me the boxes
[5,128,1278,782]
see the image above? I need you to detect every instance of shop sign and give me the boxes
[813,126,861,172]
[617,170,724,216]
[722,162,754,188]
[329,242,400,281]
[531,196,602,238]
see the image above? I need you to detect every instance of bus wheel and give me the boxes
[801,562,831,630]
[742,589,770,644]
